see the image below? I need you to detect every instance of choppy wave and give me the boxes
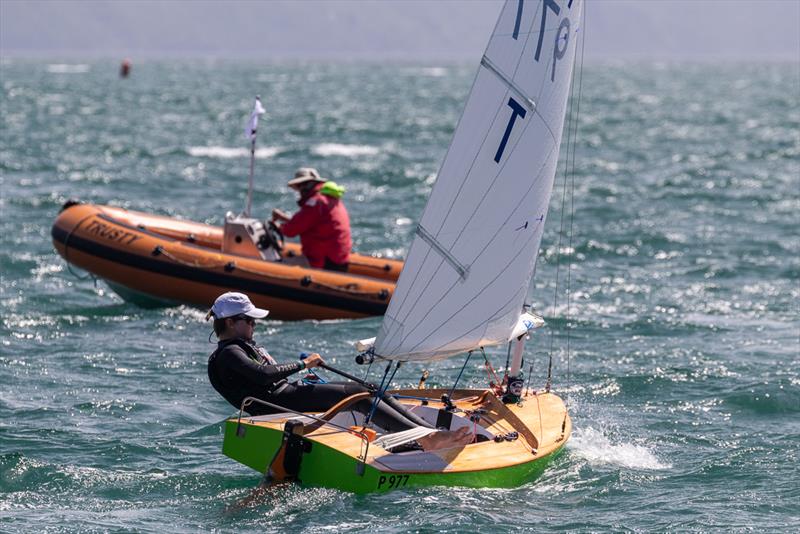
[311,143,380,157]
[46,64,90,74]
[186,146,280,159]
[723,381,800,415]
[1,60,798,531]
[569,427,671,470]
[420,67,448,77]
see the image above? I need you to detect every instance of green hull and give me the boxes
[222,418,566,494]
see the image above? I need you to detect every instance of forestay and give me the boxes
[374,0,584,362]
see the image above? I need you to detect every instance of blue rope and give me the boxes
[301,371,327,385]
[364,362,393,426]
[299,352,328,384]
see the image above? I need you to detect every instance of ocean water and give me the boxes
[1,59,798,532]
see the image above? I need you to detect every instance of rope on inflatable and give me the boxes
[156,246,391,300]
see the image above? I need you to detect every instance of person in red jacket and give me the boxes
[271,168,352,271]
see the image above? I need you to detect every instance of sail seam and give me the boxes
[386,174,553,358]
[429,74,511,239]
[480,56,537,111]
[384,89,567,356]
[415,224,469,279]
[384,140,556,356]
[421,288,526,359]
[398,229,538,358]
[397,94,553,334]
[385,252,442,346]
[439,116,556,271]
[510,0,543,85]
[388,102,553,328]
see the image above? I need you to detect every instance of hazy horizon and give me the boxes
[2,0,799,63]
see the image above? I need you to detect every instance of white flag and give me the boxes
[245,96,266,141]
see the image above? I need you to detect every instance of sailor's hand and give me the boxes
[271,208,290,222]
[304,353,325,369]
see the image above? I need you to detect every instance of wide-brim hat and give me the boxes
[207,291,269,320]
[287,167,326,188]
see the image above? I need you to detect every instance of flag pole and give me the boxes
[244,95,265,218]
[246,136,255,217]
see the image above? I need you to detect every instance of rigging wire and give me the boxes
[546,3,585,393]
[449,351,473,397]
[364,361,394,426]
[565,3,588,400]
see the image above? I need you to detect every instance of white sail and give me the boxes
[374,0,584,362]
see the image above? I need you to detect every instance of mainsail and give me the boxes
[374,0,584,362]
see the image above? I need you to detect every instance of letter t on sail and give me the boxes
[494,97,527,163]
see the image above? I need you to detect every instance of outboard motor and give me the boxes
[222,212,280,261]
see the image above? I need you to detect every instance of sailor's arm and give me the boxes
[278,203,320,237]
[271,208,290,222]
[223,345,307,384]
[224,346,326,384]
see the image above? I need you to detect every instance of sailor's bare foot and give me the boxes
[417,426,473,452]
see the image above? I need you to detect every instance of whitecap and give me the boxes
[46,64,90,74]
[569,427,671,470]
[187,146,280,159]
[420,67,448,77]
[311,143,380,157]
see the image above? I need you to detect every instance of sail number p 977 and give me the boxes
[377,474,410,490]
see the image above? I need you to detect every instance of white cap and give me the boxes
[208,292,269,320]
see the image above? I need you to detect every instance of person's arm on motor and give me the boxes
[271,208,290,223]
[279,202,320,238]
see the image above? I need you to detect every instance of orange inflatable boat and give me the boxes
[51,201,402,320]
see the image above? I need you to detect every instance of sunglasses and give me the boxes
[232,315,256,325]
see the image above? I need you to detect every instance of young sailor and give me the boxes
[271,167,352,272]
[206,292,472,450]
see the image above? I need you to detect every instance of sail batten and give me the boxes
[415,224,469,279]
[374,0,583,362]
[480,56,537,111]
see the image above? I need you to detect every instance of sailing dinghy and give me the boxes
[222,0,584,493]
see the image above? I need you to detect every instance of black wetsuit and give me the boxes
[207,338,432,432]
